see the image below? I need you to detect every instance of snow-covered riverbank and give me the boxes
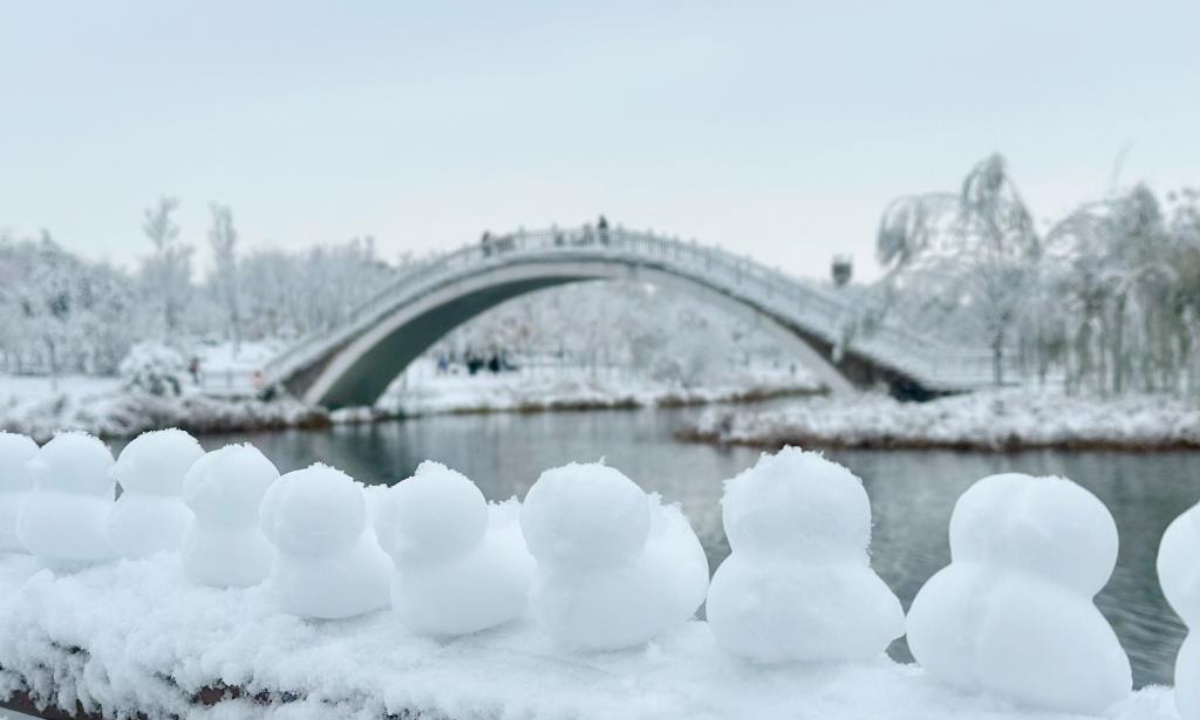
[0,553,1178,720]
[341,361,822,421]
[0,377,326,443]
[0,365,823,441]
[682,390,1200,451]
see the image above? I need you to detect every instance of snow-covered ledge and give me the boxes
[0,554,1178,720]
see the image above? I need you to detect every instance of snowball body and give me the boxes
[520,462,708,650]
[382,462,534,636]
[706,447,903,663]
[181,444,279,588]
[1159,503,1200,720]
[108,429,204,558]
[0,433,38,552]
[906,473,1131,715]
[16,432,116,569]
[260,464,391,619]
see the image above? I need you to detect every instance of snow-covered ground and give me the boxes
[0,553,1178,720]
[0,375,324,443]
[684,389,1200,451]
[354,359,823,420]
[0,360,821,441]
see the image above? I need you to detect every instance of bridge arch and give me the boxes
[288,258,852,408]
[265,227,1000,408]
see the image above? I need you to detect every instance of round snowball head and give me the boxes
[389,461,487,563]
[722,447,871,562]
[184,444,280,527]
[111,429,204,494]
[28,432,115,495]
[260,463,366,556]
[1159,504,1200,627]
[950,473,1118,596]
[520,462,651,568]
[0,432,39,493]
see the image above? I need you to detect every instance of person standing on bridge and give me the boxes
[597,215,609,245]
[480,231,493,258]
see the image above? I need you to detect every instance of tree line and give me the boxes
[877,154,1200,395]
[0,198,395,380]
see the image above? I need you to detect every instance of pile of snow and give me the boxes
[108,429,204,559]
[520,462,709,650]
[1159,502,1200,720]
[0,553,1180,720]
[0,374,327,443]
[0,431,1189,719]
[16,432,116,569]
[379,461,534,636]
[907,473,1131,714]
[259,464,391,620]
[182,444,280,588]
[686,389,1200,450]
[707,448,903,662]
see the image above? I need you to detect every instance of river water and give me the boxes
[200,406,1198,688]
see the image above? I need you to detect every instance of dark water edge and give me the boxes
[132,407,1200,689]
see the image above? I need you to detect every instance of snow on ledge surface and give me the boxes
[0,555,1178,720]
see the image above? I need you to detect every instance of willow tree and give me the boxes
[877,154,1041,385]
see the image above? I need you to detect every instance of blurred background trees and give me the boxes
[877,154,1200,395]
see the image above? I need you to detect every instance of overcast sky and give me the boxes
[2,0,1197,280]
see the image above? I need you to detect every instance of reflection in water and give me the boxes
[185,408,1198,688]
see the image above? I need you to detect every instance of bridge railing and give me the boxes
[263,226,1014,392]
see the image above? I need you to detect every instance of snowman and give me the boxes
[108,429,205,558]
[259,463,391,619]
[0,432,39,553]
[16,432,116,569]
[1158,502,1200,720]
[706,447,903,663]
[380,461,534,636]
[181,443,280,588]
[519,461,709,651]
[906,473,1131,714]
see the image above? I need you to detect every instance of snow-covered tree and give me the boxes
[140,197,193,338]
[207,202,241,351]
[877,154,1040,385]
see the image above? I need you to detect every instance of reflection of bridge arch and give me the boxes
[263,227,1002,409]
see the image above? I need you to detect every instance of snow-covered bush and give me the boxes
[119,342,187,396]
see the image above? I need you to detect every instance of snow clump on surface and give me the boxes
[520,461,709,650]
[906,472,1132,714]
[707,446,904,663]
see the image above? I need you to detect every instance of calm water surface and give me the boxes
[193,407,1198,688]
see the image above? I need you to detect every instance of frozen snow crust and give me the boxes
[0,433,1188,720]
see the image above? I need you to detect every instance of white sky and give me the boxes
[2,0,1197,281]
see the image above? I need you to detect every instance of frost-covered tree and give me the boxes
[877,154,1040,385]
[207,202,241,351]
[141,197,193,338]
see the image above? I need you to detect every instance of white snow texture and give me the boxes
[380,460,534,636]
[0,432,39,552]
[259,463,392,619]
[906,472,1132,714]
[182,443,280,588]
[520,461,709,650]
[706,447,904,663]
[108,428,205,559]
[16,431,116,569]
[1159,502,1200,720]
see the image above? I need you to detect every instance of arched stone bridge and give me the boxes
[261,226,1006,408]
